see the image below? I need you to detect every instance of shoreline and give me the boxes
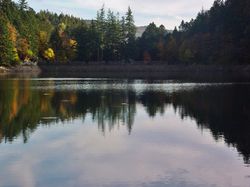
[1,64,250,81]
[0,65,41,73]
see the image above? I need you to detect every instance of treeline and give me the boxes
[0,0,137,64]
[0,0,88,64]
[170,0,250,64]
[0,0,250,65]
[138,0,250,64]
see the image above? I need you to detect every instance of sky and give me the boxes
[16,0,215,29]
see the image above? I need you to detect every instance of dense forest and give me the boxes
[0,0,250,65]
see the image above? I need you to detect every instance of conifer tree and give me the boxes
[104,10,122,61]
[0,14,15,65]
[124,7,136,61]
[18,0,28,10]
[96,5,106,61]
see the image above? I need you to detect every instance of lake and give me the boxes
[0,78,250,187]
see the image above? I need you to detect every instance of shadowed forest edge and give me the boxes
[0,0,250,66]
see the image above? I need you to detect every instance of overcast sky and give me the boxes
[17,0,215,29]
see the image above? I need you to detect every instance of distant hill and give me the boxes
[85,20,146,37]
[136,26,147,37]
[84,20,146,37]
[136,26,173,37]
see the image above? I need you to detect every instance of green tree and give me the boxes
[50,23,67,62]
[96,5,106,61]
[104,10,122,62]
[179,40,195,63]
[0,14,15,65]
[138,22,161,61]
[165,35,177,63]
[124,7,136,61]
[50,22,77,62]
[16,38,30,60]
[18,0,28,10]
[85,21,100,62]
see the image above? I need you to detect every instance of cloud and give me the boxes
[18,0,215,29]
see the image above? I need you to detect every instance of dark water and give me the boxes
[0,78,250,187]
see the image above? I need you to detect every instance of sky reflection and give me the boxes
[0,79,250,187]
[0,106,250,187]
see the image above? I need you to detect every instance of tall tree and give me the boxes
[0,14,15,65]
[18,0,28,10]
[96,5,106,61]
[124,6,136,61]
[104,10,122,61]
[50,22,77,62]
[139,22,161,61]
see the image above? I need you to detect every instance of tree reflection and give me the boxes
[138,90,170,117]
[0,80,250,164]
[0,80,137,142]
[170,85,250,164]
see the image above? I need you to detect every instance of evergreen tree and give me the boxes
[120,16,126,60]
[125,7,136,39]
[0,14,15,65]
[50,23,77,62]
[124,7,136,61]
[87,21,100,61]
[50,23,67,62]
[18,0,28,10]
[104,10,122,61]
[139,23,162,61]
[96,5,106,61]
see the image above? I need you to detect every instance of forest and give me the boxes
[0,0,250,65]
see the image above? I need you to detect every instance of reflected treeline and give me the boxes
[170,85,250,164]
[0,80,250,164]
[0,80,137,142]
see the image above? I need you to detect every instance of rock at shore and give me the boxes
[0,66,9,73]
[0,65,41,75]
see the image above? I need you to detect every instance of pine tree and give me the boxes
[0,14,15,65]
[96,5,106,61]
[125,7,136,40]
[104,10,122,61]
[120,16,127,59]
[18,0,28,10]
[124,7,136,61]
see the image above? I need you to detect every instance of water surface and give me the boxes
[0,78,250,187]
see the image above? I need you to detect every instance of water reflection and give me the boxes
[0,79,250,167]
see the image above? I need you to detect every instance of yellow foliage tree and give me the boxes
[39,31,48,44]
[69,39,77,49]
[39,31,49,56]
[7,23,17,44]
[17,38,30,60]
[12,48,20,63]
[66,39,77,61]
[7,23,20,63]
[43,48,55,62]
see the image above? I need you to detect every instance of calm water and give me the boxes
[0,78,250,187]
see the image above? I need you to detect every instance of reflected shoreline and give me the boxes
[2,64,250,82]
[0,79,250,165]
